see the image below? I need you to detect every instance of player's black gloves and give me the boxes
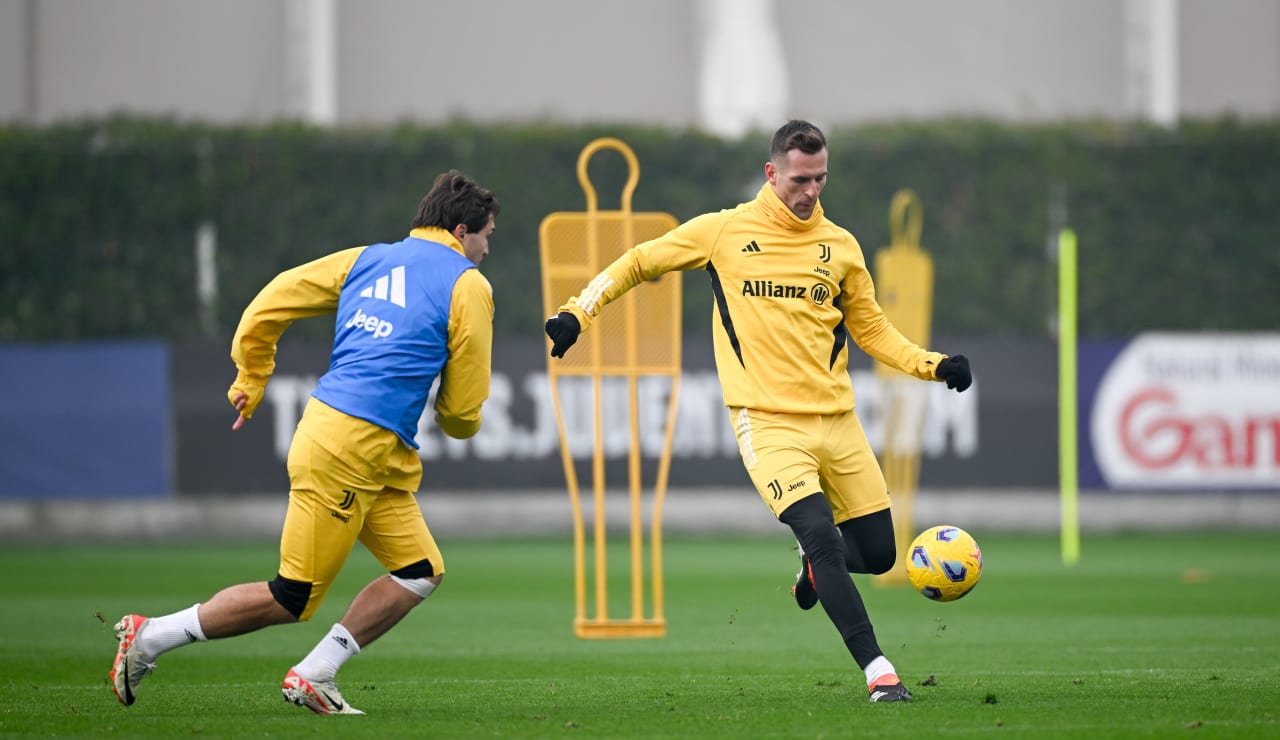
[937,355,972,392]
[545,312,581,358]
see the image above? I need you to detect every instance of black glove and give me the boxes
[937,354,972,392]
[545,312,581,358]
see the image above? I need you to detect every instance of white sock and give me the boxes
[864,655,898,687]
[294,623,360,682]
[136,604,207,659]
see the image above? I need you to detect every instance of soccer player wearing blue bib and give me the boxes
[110,171,500,715]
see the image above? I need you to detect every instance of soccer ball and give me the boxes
[905,525,983,602]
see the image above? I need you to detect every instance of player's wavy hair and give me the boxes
[412,170,501,234]
[770,120,827,160]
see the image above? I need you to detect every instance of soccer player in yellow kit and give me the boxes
[546,121,972,703]
[109,170,500,715]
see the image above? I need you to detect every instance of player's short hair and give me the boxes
[411,170,501,234]
[770,120,827,160]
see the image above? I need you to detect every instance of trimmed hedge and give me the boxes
[2,117,1277,341]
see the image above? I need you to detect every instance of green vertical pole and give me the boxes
[1058,229,1080,565]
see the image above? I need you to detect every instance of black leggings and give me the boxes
[779,493,896,668]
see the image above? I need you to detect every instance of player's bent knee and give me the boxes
[390,558,441,599]
[837,508,897,574]
[864,548,897,575]
[268,573,312,620]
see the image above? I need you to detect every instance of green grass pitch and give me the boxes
[1,532,1277,738]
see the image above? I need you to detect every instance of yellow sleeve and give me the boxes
[228,247,364,418]
[434,268,494,439]
[840,242,946,381]
[558,213,717,330]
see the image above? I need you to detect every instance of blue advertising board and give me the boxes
[0,342,170,498]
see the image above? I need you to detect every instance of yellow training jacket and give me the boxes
[559,183,945,414]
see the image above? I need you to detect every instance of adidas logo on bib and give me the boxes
[358,265,406,307]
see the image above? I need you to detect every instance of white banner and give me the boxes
[1091,333,1280,488]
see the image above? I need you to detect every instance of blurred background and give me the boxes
[1,0,1278,542]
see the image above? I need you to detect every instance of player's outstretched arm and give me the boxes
[226,248,362,431]
[936,354,972,392]
[546,220,713,360]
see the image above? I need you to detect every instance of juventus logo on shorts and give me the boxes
[339,489,356,510]
[768,480,783,500]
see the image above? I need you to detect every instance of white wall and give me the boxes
[4,0,1278,127]
[33,0,286,123]
[335,0,698,126]
[0,1,31,121]
[780,1,1129,123]
[1180,0,1280,118]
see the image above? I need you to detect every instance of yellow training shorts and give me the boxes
[278,398,443,620]
[729,407,889,525]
